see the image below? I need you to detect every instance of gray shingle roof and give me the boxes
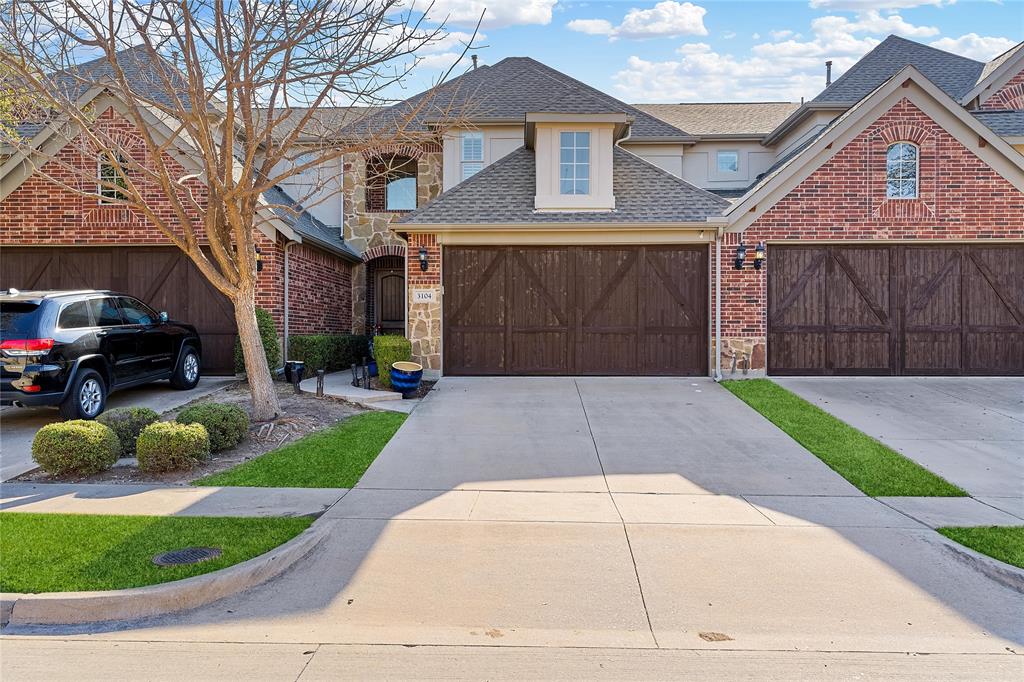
[973,110,1024,137]
[345,57,691,140]
[398,146,730,225]
[253,106,381,141]
[814,35,984,103]
[979,42,1024,84]
[53,45,195,110]
[261,185,359,260]
[632,102,800,136]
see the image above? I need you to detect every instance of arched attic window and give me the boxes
[886,142,918,199]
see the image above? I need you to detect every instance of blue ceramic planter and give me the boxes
[368,360,378,377]
[390,361,423,398]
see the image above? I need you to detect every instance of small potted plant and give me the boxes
[389,361,423,398]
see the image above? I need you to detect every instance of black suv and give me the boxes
[0,290,202,419]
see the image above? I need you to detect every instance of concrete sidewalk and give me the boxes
[299,371,419,414]
[0,483,346,517]
[20,377,1018,658]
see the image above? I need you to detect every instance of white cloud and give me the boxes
[417,0,557,29]
[808,0,954,8]
[929,33,1019,61]
[723,30,737,39]
[771,30,795,40]
[677,42,712,54]
[565,18,615,36]
[567,1,708,41]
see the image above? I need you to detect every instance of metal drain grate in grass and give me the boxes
[152,547,223,567]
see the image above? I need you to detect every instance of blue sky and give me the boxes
[402,0,1023,103]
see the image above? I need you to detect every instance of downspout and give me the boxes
[283,240,296,363]
[713,228,723,382]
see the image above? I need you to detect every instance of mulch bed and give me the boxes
[15,382,366,486]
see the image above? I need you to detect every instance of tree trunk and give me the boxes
[233,289,281,421]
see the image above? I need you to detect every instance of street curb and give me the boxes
[2,519,328,627]
[937,535,1024,594]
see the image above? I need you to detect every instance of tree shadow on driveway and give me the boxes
[7,377,1023,653]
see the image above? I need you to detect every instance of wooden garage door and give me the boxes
[443,245,707,376]
[0,247,237,374]
[769,244,1024,375]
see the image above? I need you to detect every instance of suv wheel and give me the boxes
[59,369,107,420]
[170,347,201,390]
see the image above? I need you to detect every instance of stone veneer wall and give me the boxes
[405,233,442,375]
[713,97,1024,376]
[343,144,443,333]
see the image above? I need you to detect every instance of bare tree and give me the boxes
[0,0,478,420]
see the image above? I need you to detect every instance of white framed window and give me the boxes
[559,131,590,195]
[461,131,483,181]
[98,152,128,203]
[716,150,739,173]
[886,142,918,199]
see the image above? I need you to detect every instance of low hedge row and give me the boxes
[31,401,250,476]
[288,334,369,372]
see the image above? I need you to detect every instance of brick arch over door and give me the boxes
[362,243,406,261]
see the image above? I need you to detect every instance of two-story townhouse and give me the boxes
[3,35,1022,380]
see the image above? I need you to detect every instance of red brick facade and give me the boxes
[405,233,441,288]
[714,97,1024,372]
[0,107,353,338]
[979,68,1024,110]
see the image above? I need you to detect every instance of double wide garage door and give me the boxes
[1,247,237,374]
[444,245,707,376]
[769,244,1024,375]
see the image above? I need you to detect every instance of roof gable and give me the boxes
[397,145,729,226]
[727,65,1024,230]
[346,57,691,141]
[813,35,984,104]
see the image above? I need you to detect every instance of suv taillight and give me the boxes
[0,338,55,356]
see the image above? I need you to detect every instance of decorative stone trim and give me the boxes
[360,142,442,160]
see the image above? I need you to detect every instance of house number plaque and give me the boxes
[412,288,437,304]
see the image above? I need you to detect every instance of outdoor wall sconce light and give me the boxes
[418,246,429,272]
[734,242,747,270]
[753,242,766,270]
[254,246,263,272]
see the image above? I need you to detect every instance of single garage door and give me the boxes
[769,244,1024,375]
[1,247,237,374]
[444,245,708,376]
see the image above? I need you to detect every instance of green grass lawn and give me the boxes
[0,513,312,593]
[722,379,965,497]
[195,411,406,488]
[939,526,1024,569]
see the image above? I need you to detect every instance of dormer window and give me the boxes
[461,131,483,181]
[886,142,918,199]
[559,131,590,195]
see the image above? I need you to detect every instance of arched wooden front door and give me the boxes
[375,268,406,335]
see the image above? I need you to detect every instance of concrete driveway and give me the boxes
[775,377,1024,501]
[29,376,1020,667]
[0,377,235,481]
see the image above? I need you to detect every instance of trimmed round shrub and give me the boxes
[32,420,121,475]
[175,402,249,452]
[234,307,281,375]
[372,335,412,389]
[136,421,211,472]
[97,406,160,455]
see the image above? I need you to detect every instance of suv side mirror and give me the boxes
[159,311,169,323]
